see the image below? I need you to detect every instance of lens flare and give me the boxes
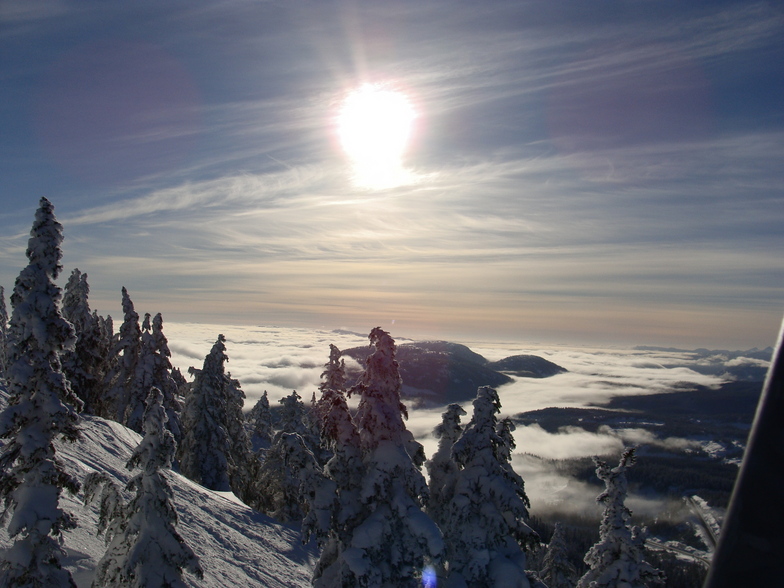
[421,565,437,587]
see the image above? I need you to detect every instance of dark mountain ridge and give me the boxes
[342,340,567,406]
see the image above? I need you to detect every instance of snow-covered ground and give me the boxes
[0,412,316,587]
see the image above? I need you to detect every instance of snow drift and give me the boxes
[0,407,315,587]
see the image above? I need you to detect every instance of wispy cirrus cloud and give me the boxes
[2,1,782,348]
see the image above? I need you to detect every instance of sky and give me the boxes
[1,0,783,349]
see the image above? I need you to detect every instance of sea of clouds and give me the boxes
[164,322,757,518]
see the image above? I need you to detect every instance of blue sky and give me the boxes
[1,0,782,348]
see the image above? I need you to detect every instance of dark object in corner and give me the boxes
[703,318,784,587]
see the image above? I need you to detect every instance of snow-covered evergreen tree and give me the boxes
[124,312,182,440]
[83,472,125,541]
[246,391,273,451]
[444,386,538,588]
[278,389,322,459]
[102,287,142,425]
[61,269,108,414]
[577,448,665,588]
[278,390,309,436]
[320,344,347,397]
[311,344,347,463]
[253,431,328,523]
[89,387,203,587]
[150,314,183,440]
[225,373,254,502]
[426,403,466,531]
[308,364,364,587]
[305,391,328,463]
[0,285,8,379]
[178,334,249,497]
[123,312,154,434]
[0,197,82,587]
[178,335,232,491]
[541,522,578,588]
[336,327,444,587]
[98,312,116,369]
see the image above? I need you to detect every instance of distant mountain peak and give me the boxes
[342,339,566,407]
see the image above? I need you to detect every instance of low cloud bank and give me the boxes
[512,423,701,461]
[165,322,369,406]
[514,453,682,520]
[166,324,728,414]
[163,323,727,524]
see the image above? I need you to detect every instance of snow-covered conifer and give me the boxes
[311,344,347,460]
[308,372,364,587]
[253,431,328,523]
[278,390,321,459]
[123,313,155,434]
[577,448,665,588]
[246,391,273,451]
[103,287,142,425]
[541,522,578,588]
[83,472,124,540]
[444,386,538,587]
[225,373,254,501]
[426,403,466,531]
[178,335,232,491]
[178,334,250,498]
[128,313,183,441]
[278,390,309,436]
[336,327,443,587]
[305,391,326,459]
[98,313,116,365]
[170,365,187,391]
[149,313,183,440]
[62,269,109,414]
[0,197,82,587]
[0,286,8,378]
[91,387,203,587]
[319,343,347,397]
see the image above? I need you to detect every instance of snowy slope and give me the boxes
[0,411,315,587]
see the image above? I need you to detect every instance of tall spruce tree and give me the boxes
[225,372,253,501]
[150,313,183,442]
[338,327,444,587]
[577,448,665,588]
[278,390,309,436]
[278,390,321,458]
[444,386,538,588]
[426,403,466,532]
[124,313,182,440]
[178,334,250,494]
[308,346,364,587]
[88,388,203,587]
[246,391,273,451]
[0,197,82,587]
[319,344,347,400]
[103,287,142,425]
[541,523,578,588]
[61,269,107,414]
[178,335,232,491]
[123,313,153,434]
[253,431,328,523]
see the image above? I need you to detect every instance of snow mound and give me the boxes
[1,412,315,587]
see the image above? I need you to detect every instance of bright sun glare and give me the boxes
[338,83,416,189]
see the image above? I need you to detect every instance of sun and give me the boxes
[337,83,417,189]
